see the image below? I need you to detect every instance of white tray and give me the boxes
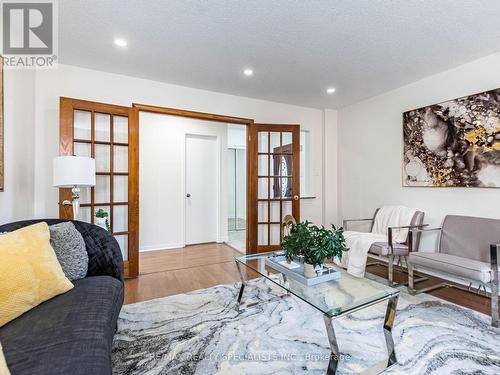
[265,255,341,286]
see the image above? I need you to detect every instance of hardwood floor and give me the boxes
[139,243,241,274]
[124,243,255,304]
[125,245,493,319]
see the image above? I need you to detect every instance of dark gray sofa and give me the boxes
[0,219,124,375]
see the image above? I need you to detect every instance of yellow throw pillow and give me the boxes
[0,341,10,375]
[0,222,74,327]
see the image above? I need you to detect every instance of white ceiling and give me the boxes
[59,0,500,109]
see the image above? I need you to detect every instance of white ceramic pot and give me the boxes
[96,217,107,230]
[303,262,317,278]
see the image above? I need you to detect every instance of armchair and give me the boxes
[407,215,500,327]
[343,207,427,285]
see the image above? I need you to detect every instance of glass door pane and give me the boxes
[94,113,111,142]
[74,110,91,140]
[113,176,128,202]
[113,145,128,173]
[113,116,129,144]
[94,144,110,172]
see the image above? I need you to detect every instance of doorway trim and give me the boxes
[133,103,253,125]
[132,103,254,254]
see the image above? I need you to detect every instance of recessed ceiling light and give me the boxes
[327,87,336,94]
[114,38,127,47]
[243,68,253,76]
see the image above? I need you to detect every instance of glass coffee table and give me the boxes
[235,251,400,375]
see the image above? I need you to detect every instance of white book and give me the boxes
[278,260,300,269]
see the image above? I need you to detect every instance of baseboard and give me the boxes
[139,243,184,252]
[224,241,246,254]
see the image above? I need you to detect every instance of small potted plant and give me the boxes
[281,221,348,278]
[95,208,111,231]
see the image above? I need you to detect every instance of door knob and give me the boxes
[186,193,191,198]
[293,195,299,201]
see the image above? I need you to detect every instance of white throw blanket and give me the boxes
[339,231,387,278]
[340,206,418,278]
[371,206,418,243]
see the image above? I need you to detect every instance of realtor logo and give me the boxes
[1,0,58,68]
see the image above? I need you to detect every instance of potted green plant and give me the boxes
[95,208,110,231]
[281,221,348,278]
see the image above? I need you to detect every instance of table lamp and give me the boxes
[53,156,96,219]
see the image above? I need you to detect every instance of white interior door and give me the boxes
[185,134,218,245]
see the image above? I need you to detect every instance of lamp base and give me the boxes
[71,185,81,220]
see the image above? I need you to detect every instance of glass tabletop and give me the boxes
[236,251,399,318]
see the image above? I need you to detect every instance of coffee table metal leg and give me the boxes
[323,315,340,374]
[383,295,399,367]
[235,261,246,311]
[322,295,398,374]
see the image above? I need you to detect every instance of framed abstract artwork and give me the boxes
[0,56,3,191]
[403,88,500,187]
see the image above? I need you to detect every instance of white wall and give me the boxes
[139,113,228,251]
[323,109,339,227]
[337,52,500,249]
[0,70,36,224]
[27,64,327,227]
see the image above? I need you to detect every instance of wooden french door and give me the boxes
[248,124,300,253]
[59,98,139,277]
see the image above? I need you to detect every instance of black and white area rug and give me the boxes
[112,279,500,374]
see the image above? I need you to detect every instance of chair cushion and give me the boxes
[369,242,409,256]
[409,252,495,283]
[0,276,123,375]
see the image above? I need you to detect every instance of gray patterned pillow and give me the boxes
[49,222,88,281]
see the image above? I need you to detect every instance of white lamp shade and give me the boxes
[53,156,96,187]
